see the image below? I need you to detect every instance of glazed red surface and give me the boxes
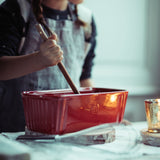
[22,88,128,134]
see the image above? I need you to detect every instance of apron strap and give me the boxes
[17,0,31,23]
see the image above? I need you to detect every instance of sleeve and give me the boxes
[80,16,97,81]
[0,0,25,57]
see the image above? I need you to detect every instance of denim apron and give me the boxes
[0,3,86,132]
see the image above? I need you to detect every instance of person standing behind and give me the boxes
[0,0,97,132]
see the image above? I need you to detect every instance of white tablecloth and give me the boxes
[0,121,160,160]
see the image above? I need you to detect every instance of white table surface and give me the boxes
[0,121,160,160]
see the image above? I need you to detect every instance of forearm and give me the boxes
[0,52,45,80]
[0,36,63,81]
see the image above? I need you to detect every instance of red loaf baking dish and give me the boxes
[22,87,128,135]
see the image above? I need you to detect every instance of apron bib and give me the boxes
[21,8,86,90]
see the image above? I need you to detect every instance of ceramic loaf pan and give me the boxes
[22,87,128,135]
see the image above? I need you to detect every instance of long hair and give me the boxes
[31,0,53,36]
[75,5,87,27]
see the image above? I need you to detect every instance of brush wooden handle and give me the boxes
[36,24,80,94]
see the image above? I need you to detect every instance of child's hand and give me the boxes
[38,33,63,67]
